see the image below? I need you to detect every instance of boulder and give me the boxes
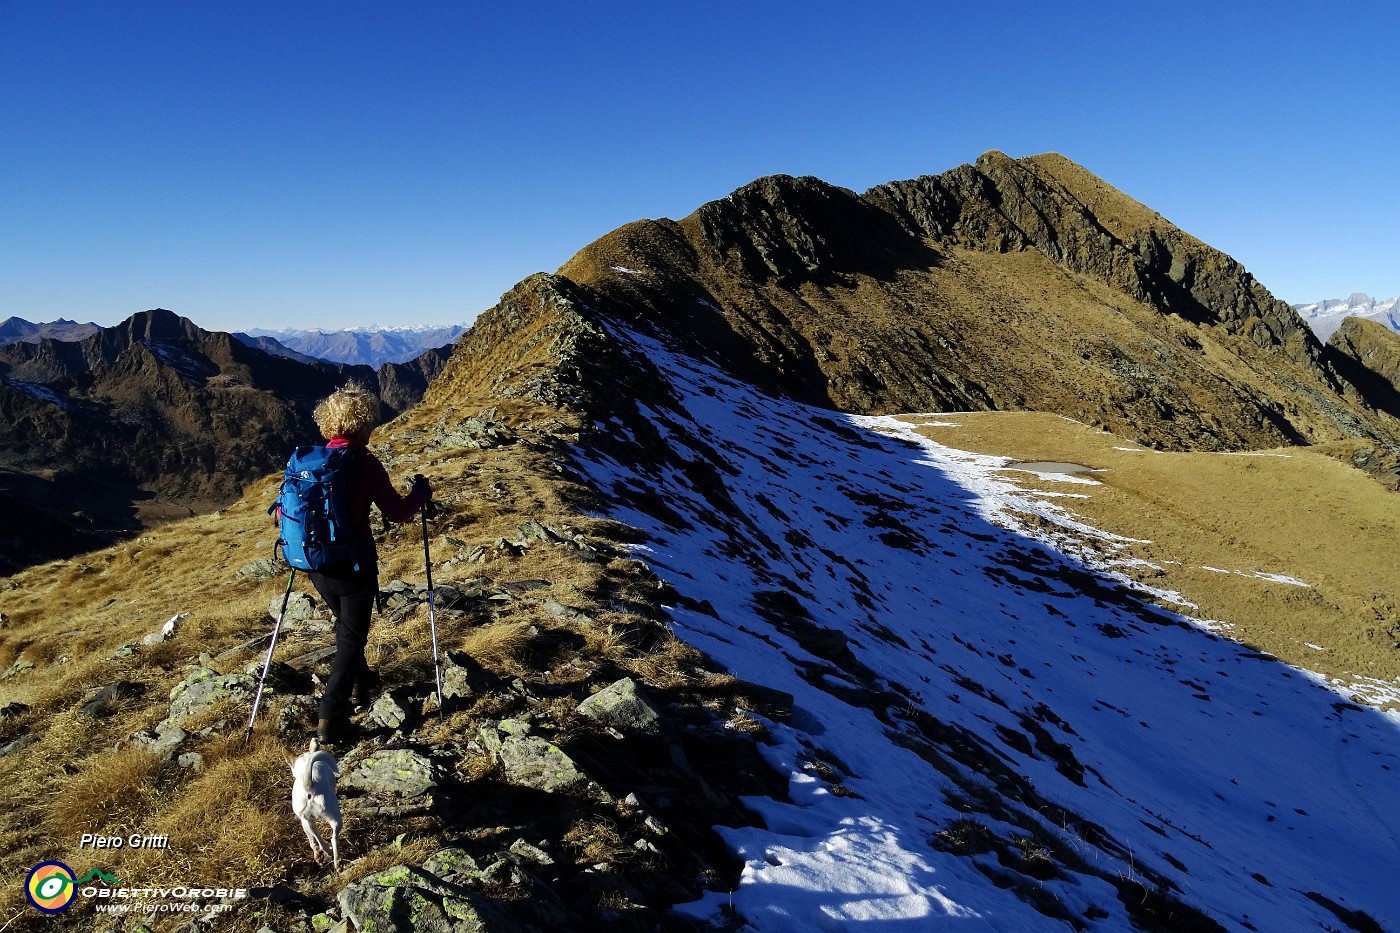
[337,864,534,933]
[166,668,256,726]
[130,724,189,759]
[576,677,664,737]
[341,748,438,797]
[479,722,591,795]
[77,680,145,720]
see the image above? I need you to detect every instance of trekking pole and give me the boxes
[245,568,296,743]
[419,483,444,710]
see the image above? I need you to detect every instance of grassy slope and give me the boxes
[0,287,768,931]
[911,411,1400,701]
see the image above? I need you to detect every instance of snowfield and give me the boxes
[574,323,1400,931]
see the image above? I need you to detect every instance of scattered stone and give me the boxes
[284,646,337,671]
[241,659,308,696]
[276,695,317,735]
[78,680,145,720]
[337,864,530,933]
[480,722,591,795]
[0,702,30,719]
[0,734,37,757]
[495,579,550,598]
[423,847,483,884]
[1,658,34,681]
[508,839,555,866]
[166,668,256,726]
[576,678,664,737]
[177,752,205,771]
[270,592,320,623]
[544,600,591,624]
[432,583,481,610]
[441,658,472,701]
[341,748,438,797]
[367,691,413,731]
[236,558,283,581]
[112,643,139,659]
[130,724,189,759]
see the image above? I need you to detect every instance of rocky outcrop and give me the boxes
[1329,316,1400,397]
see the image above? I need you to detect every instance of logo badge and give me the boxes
[26,861,77,913]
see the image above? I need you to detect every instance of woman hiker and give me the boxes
[306,383,430,745]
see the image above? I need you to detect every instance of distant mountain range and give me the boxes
[237,325,467,367]
[0,316,101,343]
[1,318,465,368]
[1293,293,1400,341]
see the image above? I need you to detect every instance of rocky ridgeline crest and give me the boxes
[558,150,1400,456]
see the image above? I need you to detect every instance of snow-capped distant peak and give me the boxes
[1293,293,1400,341]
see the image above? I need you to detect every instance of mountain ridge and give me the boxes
[6,152,1400,932]
[558,151,1396,458]
[0,308,452,573]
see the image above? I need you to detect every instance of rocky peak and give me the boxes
[691,174,922,286]
[558,151,1394,454]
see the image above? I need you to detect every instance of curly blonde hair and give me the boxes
[314,383,380,442]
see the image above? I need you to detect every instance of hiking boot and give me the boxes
[316,717,353,749]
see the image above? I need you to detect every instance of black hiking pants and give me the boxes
[310,559,377,726]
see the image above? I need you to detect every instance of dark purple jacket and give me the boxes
[325,437,430,537]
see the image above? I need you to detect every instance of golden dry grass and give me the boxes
[0,364,720,930]
[907,411,1400,703]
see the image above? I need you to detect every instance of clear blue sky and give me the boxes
[2,1,1396,332]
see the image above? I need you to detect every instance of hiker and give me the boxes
[305,384,430,745]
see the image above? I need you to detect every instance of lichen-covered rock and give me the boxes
[236,557,282,581]
[130,724,189,759]
[367,691,413,731]
[337,864,535,933]
[423,848,483,885]
[341,748,438,797]
[270,591,320,623]
[576,677,664,737]
[479,722,591,794]
[440,658,472,701]
[166,667,256,725]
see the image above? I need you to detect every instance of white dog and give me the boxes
[287,738,342,871]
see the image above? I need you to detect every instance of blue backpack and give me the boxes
[271,445,361,572]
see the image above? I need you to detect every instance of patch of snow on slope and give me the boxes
[574,322,1400,932]
[4,380,68,406]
